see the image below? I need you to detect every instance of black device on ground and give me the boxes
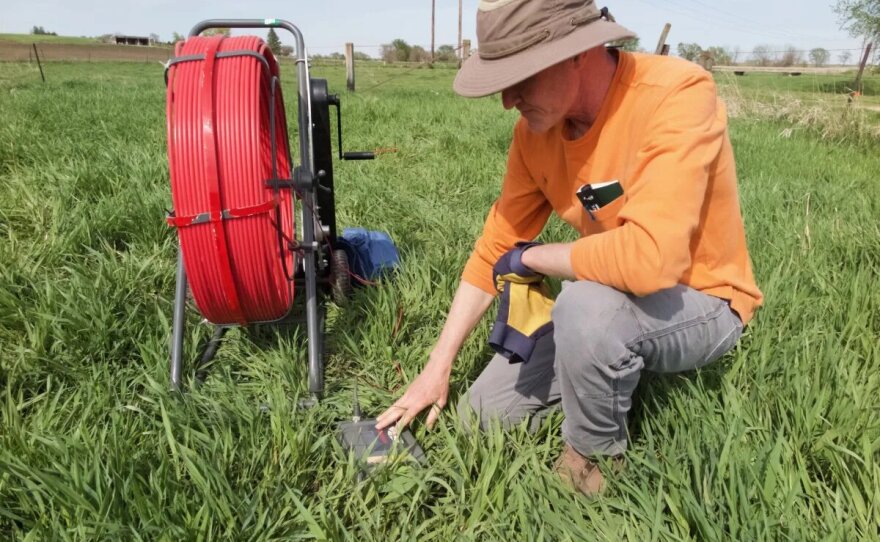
[337,420,426,468]
[337,385,426,473]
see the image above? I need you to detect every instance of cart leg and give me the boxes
[305,252,324,400]
[195,325,228,385]
[170,250,187,392]
[302,196,324,400]
[297,300,324,410]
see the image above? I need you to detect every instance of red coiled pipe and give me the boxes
[166,35,294,325]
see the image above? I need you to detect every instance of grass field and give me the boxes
[1,60,879,540]
[0,34,100,45]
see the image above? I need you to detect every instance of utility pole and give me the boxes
[458,0,463,65]
[431,0,436,64]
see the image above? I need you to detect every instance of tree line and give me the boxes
[30,26,58,36]
[675,43,849,67]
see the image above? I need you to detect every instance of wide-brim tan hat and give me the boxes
[454,0,636,98]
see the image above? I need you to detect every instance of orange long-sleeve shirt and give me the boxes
[462,51,763,324]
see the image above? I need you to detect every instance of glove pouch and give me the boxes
[489,279,555,363]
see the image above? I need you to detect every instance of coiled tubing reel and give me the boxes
[165,19,373,401]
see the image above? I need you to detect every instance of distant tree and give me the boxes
[171,32,184,44]
[266,28,282,55]
[834,0,880,42]
[149,33,160,45]
[408,45,430,62]
[615,37,641,52]
[380,45,394,62]
[381,38,412,63]
[838,50,853,64]
[676,42,703,62]
[279,45,294,57]
[706,46,733,65]
[203,28,231,37]
[752,44,773,66]
[778,45,803,67]
[435,44,457,62]
[31,26,56,36]
[732,47,743,64]
[392,39,412,61]
[311,52,344,61]
[353,51,372,61]
[809,47,830,66]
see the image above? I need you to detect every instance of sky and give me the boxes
[2,1,867,60]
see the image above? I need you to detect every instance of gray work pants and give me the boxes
[457,280,743,457]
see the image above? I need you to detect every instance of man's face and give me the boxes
[501,58,580,133]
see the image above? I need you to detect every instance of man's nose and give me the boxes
[501,87,520,110]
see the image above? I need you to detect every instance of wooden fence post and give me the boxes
[345,42,355,92]
[654,23,671,55]
[462,39,471,61]
[32,43,45,82]
[852,42,873,97]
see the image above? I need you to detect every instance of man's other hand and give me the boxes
[376,356,452,431]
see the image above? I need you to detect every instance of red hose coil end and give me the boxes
[166,35,295,325]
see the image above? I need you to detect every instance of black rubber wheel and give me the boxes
[330,249,353,304]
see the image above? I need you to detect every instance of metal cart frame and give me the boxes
[168,18,368,401]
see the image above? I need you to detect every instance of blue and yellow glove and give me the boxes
[489,242,555,364]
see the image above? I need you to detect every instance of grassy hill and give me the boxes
[0,33,100,45]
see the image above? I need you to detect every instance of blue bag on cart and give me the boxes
[337,228,400,282]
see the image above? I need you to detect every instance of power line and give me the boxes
[633,0,857,45]
[631,0,792,42]
[665,0,804,41]
[739,47,863,54]
[670,0,852,43]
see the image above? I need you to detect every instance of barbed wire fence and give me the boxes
[303,42,876,67]
[306,42,468,65]
[691,46,874,68]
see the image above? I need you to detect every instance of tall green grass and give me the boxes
[0,61,878,540]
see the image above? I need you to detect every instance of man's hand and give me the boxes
[375,356,452,431]
[493,241,543,287]
[374,282,494,432]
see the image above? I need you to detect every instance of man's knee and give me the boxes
[551,281,636,362]
[552,281,628,329]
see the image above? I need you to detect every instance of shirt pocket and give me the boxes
[579,193,626,235]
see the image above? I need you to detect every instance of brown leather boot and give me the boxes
[554,443,623,497]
